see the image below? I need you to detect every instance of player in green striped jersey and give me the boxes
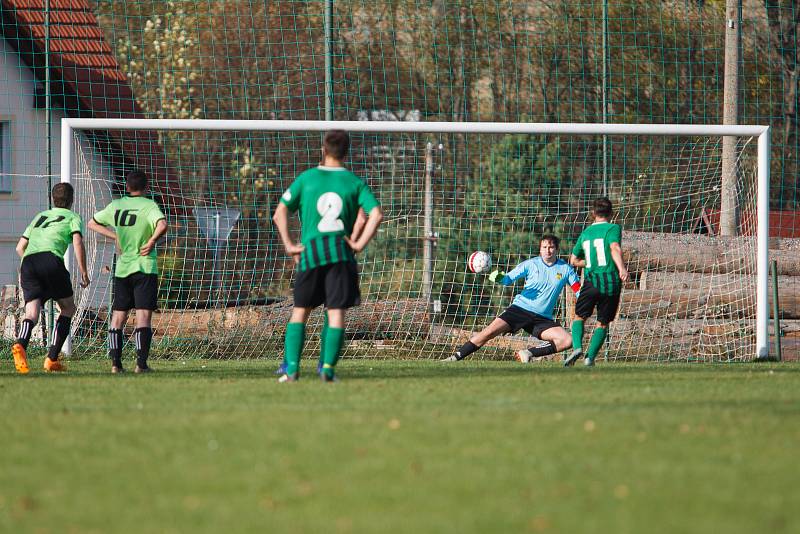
[11,183,90,374]
[88,170,168,374]
[273,130,383,382]
[565,197,629,367]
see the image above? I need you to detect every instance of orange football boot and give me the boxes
[12,343,29,374]
[44,357,66,372]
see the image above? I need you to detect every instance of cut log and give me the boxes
[639,271,796,291]
[636,273,800,318]
[618,288,800,320]
[625,231,800,275]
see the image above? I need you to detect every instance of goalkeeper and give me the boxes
[444,235,580,362]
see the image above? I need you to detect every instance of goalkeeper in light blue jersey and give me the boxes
[443,235,580,363]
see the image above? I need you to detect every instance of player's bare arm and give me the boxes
[88,218,117,241]
[345,206,383,253]
[272,202,304,261]
[140,219,168,256]
[73,233,90,288]
[15,237,28,258]
[569,253,586,268]
[610,242,629,282]
[349,208,367,242]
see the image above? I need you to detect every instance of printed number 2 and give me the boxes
[317,192,344,232]
[582,238,607,268]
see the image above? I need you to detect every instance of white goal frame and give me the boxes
[61,118,771,360]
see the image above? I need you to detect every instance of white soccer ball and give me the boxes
[468,251,492,273]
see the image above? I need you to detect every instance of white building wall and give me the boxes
[0,37,116,309]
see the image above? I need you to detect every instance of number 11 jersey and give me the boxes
[280,166,380,272]
[572,221,623,295]
[93,196,166,278]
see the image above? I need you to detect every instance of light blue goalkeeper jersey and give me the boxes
[498,257,580,319]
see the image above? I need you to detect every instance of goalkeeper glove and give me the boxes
[488,270,506,284]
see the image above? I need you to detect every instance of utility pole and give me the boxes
[324,0,333,121]
[720,0,741,236]
[602,0,609,196]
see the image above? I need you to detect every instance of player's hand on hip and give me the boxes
[344,236,365,253]
[488,270,505,284]
[285,243,304,256]
[140,239,156,256]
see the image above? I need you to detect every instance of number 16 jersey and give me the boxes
[572,221,623,296]
[93,195,166,278]
[280,166,380,272]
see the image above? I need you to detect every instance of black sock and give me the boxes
[455,341,480,360]
[16,319,35,349]
[526,341,557,357]
[134,327,153,369]
[109,329,124,367]
[47,315,72,361]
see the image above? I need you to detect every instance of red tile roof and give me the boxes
[1,0,186,215]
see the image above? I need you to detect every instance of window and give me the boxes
[0,122,10,193]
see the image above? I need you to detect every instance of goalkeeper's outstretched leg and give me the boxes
[443,318,512,361]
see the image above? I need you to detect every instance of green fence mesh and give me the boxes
[0,0,797,361]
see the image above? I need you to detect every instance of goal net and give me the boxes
[63,120,770,362]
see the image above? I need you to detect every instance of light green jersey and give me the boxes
[572,221,623,295]
[280,166,380,271]
[93,195,166,278]
[22,207,84,259]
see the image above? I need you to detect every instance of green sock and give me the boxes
[284,322,305,376]
[318,314,329,368]
[571,319,584,351]
[586,327,608,361]
[321,327,345,378]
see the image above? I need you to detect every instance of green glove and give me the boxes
[488,270,505,284]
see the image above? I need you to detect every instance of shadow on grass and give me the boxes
[3,359,798,382]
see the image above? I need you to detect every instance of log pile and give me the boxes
[626,232,800,318]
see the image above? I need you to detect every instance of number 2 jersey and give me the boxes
[280,166,380,272]
[572,221,623,295]
[22,207,84,259]
[93,196,166,278]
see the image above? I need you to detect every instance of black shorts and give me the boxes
[113,273,159,311]
[294,261,360,309]
[20,252,73,304]
[498,305,561,338]
[575,279,621,324]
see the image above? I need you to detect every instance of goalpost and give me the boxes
[60,118,771,361]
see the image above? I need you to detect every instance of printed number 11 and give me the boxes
[582,238,607,268]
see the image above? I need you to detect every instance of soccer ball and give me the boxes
[467,251,492,273]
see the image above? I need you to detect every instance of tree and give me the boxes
[764,0,800,149]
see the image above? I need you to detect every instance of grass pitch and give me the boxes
[1,358,799,533]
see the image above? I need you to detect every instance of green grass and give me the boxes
[1,358,799,534]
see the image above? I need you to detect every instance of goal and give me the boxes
[61,119,771,362]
